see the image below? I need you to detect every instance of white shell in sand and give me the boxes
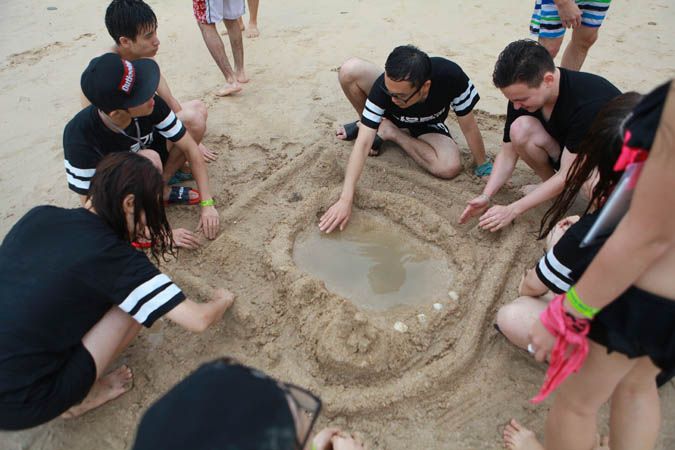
[394,321,408,332]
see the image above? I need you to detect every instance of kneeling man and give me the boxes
[320,45,490,233]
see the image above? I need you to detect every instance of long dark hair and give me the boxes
[539,92,643,239]
[88,152,173,262]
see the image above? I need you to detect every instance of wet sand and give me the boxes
[0,0,674,448]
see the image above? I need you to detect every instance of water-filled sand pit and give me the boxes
[2,1,674,449]
[294,212,452,311]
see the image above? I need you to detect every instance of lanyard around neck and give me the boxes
[98,110,146,150]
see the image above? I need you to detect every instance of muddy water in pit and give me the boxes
[294,213,451,311]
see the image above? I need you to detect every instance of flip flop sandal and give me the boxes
[163,186,201,206]
[474,159,493,177]
[342,120,360,141]
[342,121,385,156]
[168,170,194,185]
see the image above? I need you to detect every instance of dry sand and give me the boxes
[1,0,674,448]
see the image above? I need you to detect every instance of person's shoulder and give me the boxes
[65,105,99,134]
[564,68,620,96]
[431,57,465,75]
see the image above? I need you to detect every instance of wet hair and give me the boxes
[538,92,643,239]
[493,39,555,88]
[105,0,157,44]
[384,45,432,89]
[88,152,174,263]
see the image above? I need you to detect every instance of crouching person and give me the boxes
[0,152,234,430]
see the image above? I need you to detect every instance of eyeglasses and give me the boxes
[379,82,423,103]
[215,358,322,450]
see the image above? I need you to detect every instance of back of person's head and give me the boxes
[385,45,432,89]
[539,92,643,239]
[88,152,173,261]
[132,358,318,450]
[105,0,157,44]
[493,39,555,89]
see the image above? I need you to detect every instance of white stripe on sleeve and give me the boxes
[537,257,571,292]
[362,109,382,124]
[159,121,183,139]
[156,111,177,130]
[365,99,385,115]
[132,283,182,324]
[67,173,91,190]
[546,248,573,278]
[119,274,171,313]
[453,87,478,112]
[65,160,96,178]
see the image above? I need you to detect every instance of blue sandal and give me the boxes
[168,170,194,185]
[474,159,493,177]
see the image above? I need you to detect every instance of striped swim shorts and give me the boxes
[530,0,611,39]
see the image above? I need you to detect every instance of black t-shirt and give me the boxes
[63,94,187,195]
[0,206,185,401]
[503,68,621,154]
[624,80,671,152]
[360,57,479,130]
[535,211,614,293]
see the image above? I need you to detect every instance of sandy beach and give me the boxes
[1,0,674,448]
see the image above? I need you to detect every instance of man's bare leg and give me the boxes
[62,307,141,418]
[539,36,564,60]
[561,26,599,71]
[335,57,382,147]
[509,115,560,193]
[246,0,260,38]
[223,19,247,83]
[197,22,242,96]
[175,100,218,162]
[378,119,461,179]
[221,17,245,35]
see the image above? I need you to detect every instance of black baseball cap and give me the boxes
[81,53,160,111]
[131,360,297,450]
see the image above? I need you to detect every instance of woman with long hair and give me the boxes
[0,152,234,430]
[504,82,675,449]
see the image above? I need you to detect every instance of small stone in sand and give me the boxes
[47,6,57,10]
[433,303,443,311]
[394,321,408,332]
[417,314,426,323]
[448,291,459,301]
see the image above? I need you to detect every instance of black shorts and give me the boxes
[588,286,675,373]
[405,122,453,139]
[0,344,96,430]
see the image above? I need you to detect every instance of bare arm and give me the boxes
[457,112,487,166]
[174,133,219,238]
[318,126,377,233]
[519,268,549,298]
[478,149,576,232]
[156,73,182,113]
[571,90,675,311]
[165,288,234,332]
[458,141,518,224]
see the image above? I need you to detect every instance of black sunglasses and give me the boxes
[379,82,423,103]
[215,358,322,450]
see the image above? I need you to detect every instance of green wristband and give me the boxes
[479,193,491,205]
[566,286,600,319]
[200,199,215,207]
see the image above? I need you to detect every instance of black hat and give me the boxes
[81,53,160,111]
[132,361,297,450]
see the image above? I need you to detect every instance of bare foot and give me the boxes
[246,23,260,38]
[61,366,133,419]
[336,121,361,140]
[215,81,243,97]
[235,70,248,84]
[503,419,544,450]
[519,183,540,196]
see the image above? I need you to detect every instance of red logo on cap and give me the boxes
[118,59,135,94]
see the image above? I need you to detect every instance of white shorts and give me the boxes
[193,0,245,24]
